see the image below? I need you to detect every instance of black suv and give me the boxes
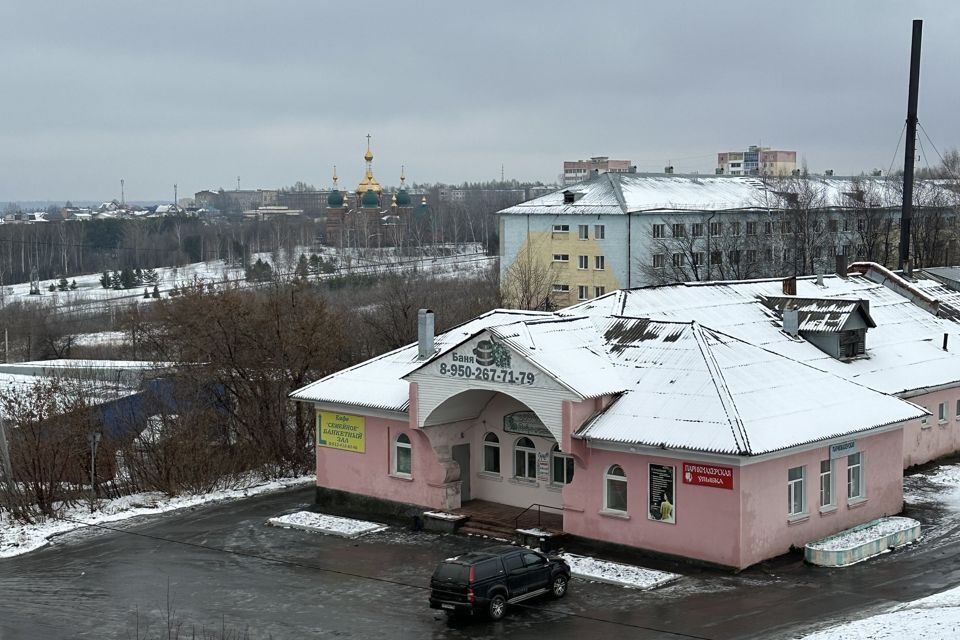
[429,545,570,620]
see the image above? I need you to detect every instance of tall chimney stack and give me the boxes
[899,19,923,271]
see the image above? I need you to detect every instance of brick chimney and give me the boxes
[782,276,797,296]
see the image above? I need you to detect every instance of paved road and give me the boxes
[2,467,960,640]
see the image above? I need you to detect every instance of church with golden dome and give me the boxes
[324,135,424,248]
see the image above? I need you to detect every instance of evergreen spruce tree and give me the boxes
[111,271,123,290]
[99,271,111,289]
[152,284,160,298]
[70,279,78,290]
[143,287,151,299]
[57,277,69,291]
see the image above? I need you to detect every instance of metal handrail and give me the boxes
[513,502,564,530]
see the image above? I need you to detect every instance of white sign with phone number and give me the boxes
[435,337,537,386]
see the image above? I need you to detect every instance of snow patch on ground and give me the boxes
[806,517,919,551]
[515,527,554,536]
[560,553,679,590]
[267,511,387,538]
[422,511,466,521]
[800,583,960,639]
[0,475,313,558]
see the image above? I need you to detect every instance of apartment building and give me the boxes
[717,145,797,176]
[562,156,635,185]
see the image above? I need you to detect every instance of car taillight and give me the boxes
[468,565,475,584]
[467,588,475,603]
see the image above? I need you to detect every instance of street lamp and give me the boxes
[87,431,101,512]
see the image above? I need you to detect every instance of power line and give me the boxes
[59,515,714,640]
[886,122,907,178]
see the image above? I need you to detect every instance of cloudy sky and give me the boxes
[0,1,957,201]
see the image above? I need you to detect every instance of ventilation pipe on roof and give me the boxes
[418,309,435,360]
[783,309,800,337]
[944,333,949,352]
[783,276,797,296]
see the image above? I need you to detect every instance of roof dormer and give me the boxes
[761,296,876,361]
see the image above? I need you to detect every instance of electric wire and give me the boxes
[918,123,960,183]
[58,515,715,639]
[886,122,907,178]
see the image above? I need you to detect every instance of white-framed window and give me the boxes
[672,253,685,267]
[692,252,704,267]
[577,285,588,300]
[577,255,588,269]
[746,221,758,236]
[653,254,665,269]
[710,221,722,237]
[604,464,628,512]
[847,452,864,500]
[552,253,569,263]
[691,223,704,237]
[394,433,412,477]
[594,255,605,270]
[552,224,569,233]
[594,224,605,239]
[652,223,665,238]
[730,221,741,235]
[819,459,834,508]
[482,432,500,474]
[711,250,722,265]
[551,283,570,293]
[857,218,865,232]
[788,465,806,517]
[551,445,574,485]
[594,286,606,297]
[728,249,741,264]
[578,224,589,240]
[746,249,758,264]
[956,398,960,418]
[672,223,685,238]
[921,406,929,426]
[514,437,537,480]
[939,402,948,423]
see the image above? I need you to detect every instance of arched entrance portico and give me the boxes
[418,389,571,511]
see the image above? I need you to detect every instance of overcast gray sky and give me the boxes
[0,1,957,201]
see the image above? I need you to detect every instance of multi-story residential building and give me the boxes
[193,188,278,216]
[717,145,797,176]
[562,156,635,185]
[497,172,957,310]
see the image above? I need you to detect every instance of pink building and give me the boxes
[563,156,635,185]
[292,308,924,570]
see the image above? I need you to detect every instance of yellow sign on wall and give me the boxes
[317,412,365,453]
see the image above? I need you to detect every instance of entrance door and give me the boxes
[452,444,471,502]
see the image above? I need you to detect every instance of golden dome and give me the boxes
[357,134,382,193]
[364,149,374,162]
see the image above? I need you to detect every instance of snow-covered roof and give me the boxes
[577,319,923,455]
[498,173,959,216]
[291,294,927,455]
[289,309,552,412]
[564,273,960,396]
[758,296,875,333]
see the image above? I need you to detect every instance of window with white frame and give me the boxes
[847,452,864,500]
[578,224,589,240]
[551,445,574,485]
[921,406,929,426]
[788,466,806,516]
[514,437,537,480]
[604,464,628,512]
[956,398,960,418]
[692,252,704,267]
[653,254,665,268]
[482,432,500,474]
[551,283,570,293]
[691,223,704,237]
[672,253,685,267]
[577,285,588,300]
[552,224,569,233]
[394,433,412,476]
[746,249,757,264]
[652,223,666,238]
[746,221,758,236]
[594,286,606,297]
[819,459,834,508]
[552,253,569,263]
[594,224,605,239]
[577,255,588,269]
[710,221,722,237]
[939,402,948,423]
[672,223,685,238]
[594,255,605,270]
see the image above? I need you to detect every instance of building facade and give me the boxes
[717,146,797,176]
[563,156,635,185]
[291,306,924,570]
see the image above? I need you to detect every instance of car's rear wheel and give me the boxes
[488,594,507,620]
[551,575,568,598]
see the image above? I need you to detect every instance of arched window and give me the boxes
[514,437,537,480]
[604,464,627,512]
[483,432,500,474]
[551,444,574,485]
[394,433,412,476]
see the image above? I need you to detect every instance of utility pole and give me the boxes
[899,19,923,273]
[87,431,101,512]
[174,183,178,206]
[120,178,125,206]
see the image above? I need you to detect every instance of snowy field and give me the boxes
[267,510,388,538]
[559,553,679,590]
[799,584,960,639]
[0,474,313,558]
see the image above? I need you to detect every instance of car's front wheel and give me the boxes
[488,594,507,620]
[551,575,568,598]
